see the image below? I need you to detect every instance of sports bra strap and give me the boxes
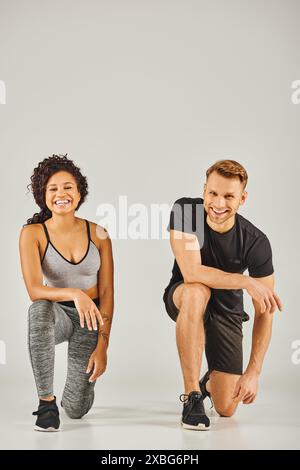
[85,219,91,240]
[41,221,50,243]
[42,219,91,242]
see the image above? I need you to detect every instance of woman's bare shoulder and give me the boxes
[87,220,110,248]
[20,223,44,243]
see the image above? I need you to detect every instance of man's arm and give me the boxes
[170,229,282,313]
[170,229,247,288]
[232,274,279,404]
[245,274,276,376]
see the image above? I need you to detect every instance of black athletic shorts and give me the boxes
[163,280,243,375]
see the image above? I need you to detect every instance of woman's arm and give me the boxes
[19,225,78,302]
[85,224,114,382]
[96,226,114,349]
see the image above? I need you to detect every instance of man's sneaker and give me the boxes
[32,396,60,432]
[199,371,213,408]
[180,391,210,430]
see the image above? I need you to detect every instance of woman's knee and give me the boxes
[62,400,88,419]
[28,299,54,323]
[64,406,85,420]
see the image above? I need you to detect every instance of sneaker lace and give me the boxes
[179,393,189,403]
[179,392,205,414]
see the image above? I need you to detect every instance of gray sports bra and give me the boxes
[41,219,101,289]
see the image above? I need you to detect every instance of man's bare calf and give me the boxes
[173,282,211,395]
[173,282,241,417]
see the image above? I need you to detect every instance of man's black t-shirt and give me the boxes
[163,197,274,320]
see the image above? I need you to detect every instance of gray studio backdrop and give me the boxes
[0,0,299,403]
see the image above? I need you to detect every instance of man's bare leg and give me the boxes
[206,371,241,416]
[173,282,211,395]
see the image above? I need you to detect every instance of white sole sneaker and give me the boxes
[34,425,60,432]
[181,421,211,431]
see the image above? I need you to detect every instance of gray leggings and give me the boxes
[28,299,98,419]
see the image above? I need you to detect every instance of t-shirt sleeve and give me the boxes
[167,198,194,233]
[247,235,274,278]
[167,197,204,247]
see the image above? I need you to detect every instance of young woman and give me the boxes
[19,154,114,432]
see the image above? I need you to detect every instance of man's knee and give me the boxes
[180,282,211,307]
[215,403,237,418]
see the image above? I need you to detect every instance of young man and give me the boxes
[163,160,283,431]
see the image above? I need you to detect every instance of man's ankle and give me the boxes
[184,388,201,396]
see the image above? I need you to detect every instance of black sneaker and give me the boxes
[32,396,60,432]
[180,391,210,430]
[199,371,213,408]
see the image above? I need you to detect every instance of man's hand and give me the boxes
[86,346,107,383]
[246,277,283,314]
[232,371,259,404]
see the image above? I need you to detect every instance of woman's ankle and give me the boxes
[39,395,55,402]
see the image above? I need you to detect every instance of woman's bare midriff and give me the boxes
[83,284,99,299]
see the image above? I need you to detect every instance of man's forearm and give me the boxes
[245,313,273,375]
[97,290,114,348]
[185,264,249,290]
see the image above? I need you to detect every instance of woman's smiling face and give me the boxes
[45,171,81,215]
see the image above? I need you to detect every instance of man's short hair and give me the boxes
[206,160,248,190]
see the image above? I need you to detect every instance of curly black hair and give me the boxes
[25,154,88,225]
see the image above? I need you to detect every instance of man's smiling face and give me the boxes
[203,171,247,229]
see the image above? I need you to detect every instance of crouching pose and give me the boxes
[163,160,282,430]
[19,154,114,431]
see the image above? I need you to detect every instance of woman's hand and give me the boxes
[73,290,104,330]
[86,346,107,383]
